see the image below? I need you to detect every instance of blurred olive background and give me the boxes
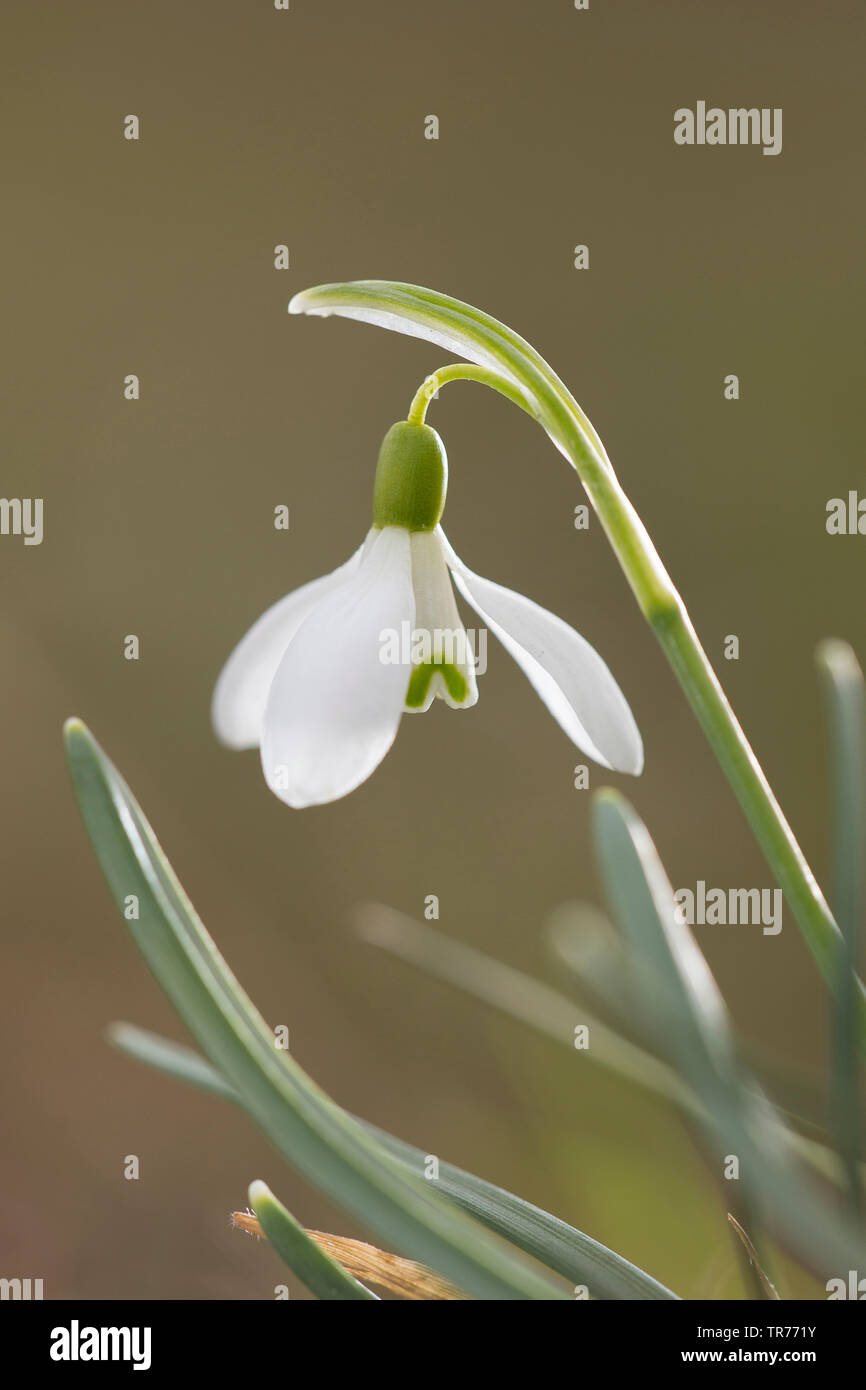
[2,0,863,1300]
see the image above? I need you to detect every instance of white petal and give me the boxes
[440,531,643,775]
[261,526,414,807]
[406,530,478,712]
[211,540,369,750]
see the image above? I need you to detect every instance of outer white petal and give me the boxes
[212,539,369,750]
[261,526,414,807]
[440,530,643,775]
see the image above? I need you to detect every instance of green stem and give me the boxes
[656,604,840,987]
[289,283,864,1043]
[816,640,865,1212]
[407,363,536,427]
[406,354,844,998]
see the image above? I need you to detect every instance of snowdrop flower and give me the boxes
[212,421,643,807]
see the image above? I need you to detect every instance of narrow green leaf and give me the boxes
[247,1181,378,1300]
[64,719,562,1301]
[363,1124,678,1302]
[592,789,866,1280]
[355,902,698,1112]
[355,904,845,1186]
[108,1022,235,1101]
[109,1023,678,1299]
[546,901,670,1052]
[816,639,865,1212]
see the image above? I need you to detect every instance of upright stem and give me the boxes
[409,360,848,1008]
[816,640,865,1210]
[291,282,864,1046]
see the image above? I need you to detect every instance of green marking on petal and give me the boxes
[405,660,469,709]
[441,663,468,704]
[405,663,435,709]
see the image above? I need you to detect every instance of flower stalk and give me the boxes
[289,280,863,1040]
[407,362,535,428]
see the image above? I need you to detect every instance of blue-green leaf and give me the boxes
[109,1022,677,1300]
[246,1181,378,1300]
[592,789,866,1280]
[65,719,562,1301]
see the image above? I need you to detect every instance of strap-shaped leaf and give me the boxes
[354,905,845,1185]
[592,789,866,1279]
[247,1181,378,1300]
[109,1023,677,1300]
[65,719,561,1301]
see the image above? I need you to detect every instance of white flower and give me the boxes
[212,422,643,807]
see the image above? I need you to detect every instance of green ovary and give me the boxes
[405,660,469,709]
[372,421,448,532]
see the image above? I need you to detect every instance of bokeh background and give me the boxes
[2,0,864,1299]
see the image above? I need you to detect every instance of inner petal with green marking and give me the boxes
[405,529,478,713]
[406,658,470,710]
